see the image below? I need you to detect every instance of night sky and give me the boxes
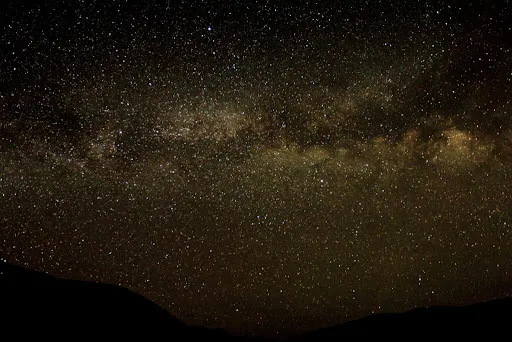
[1,0,512,337]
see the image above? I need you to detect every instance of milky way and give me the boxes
[1,1,512,337]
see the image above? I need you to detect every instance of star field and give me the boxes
[1,0,512,337]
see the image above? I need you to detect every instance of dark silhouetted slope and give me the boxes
[292,297,512,341]
[2,261,511,340]
[0,261,264,340]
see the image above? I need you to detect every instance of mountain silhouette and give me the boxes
[0,261,259,340]
[292,296,512,341]
[2,261,511,340]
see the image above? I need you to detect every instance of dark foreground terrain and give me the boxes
[1,261,511,340]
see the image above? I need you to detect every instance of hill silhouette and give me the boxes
[1,261,511,340]
[293,296,512,341]
[0,261,259,340]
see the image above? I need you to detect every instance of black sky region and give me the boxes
[1,0,512,337]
